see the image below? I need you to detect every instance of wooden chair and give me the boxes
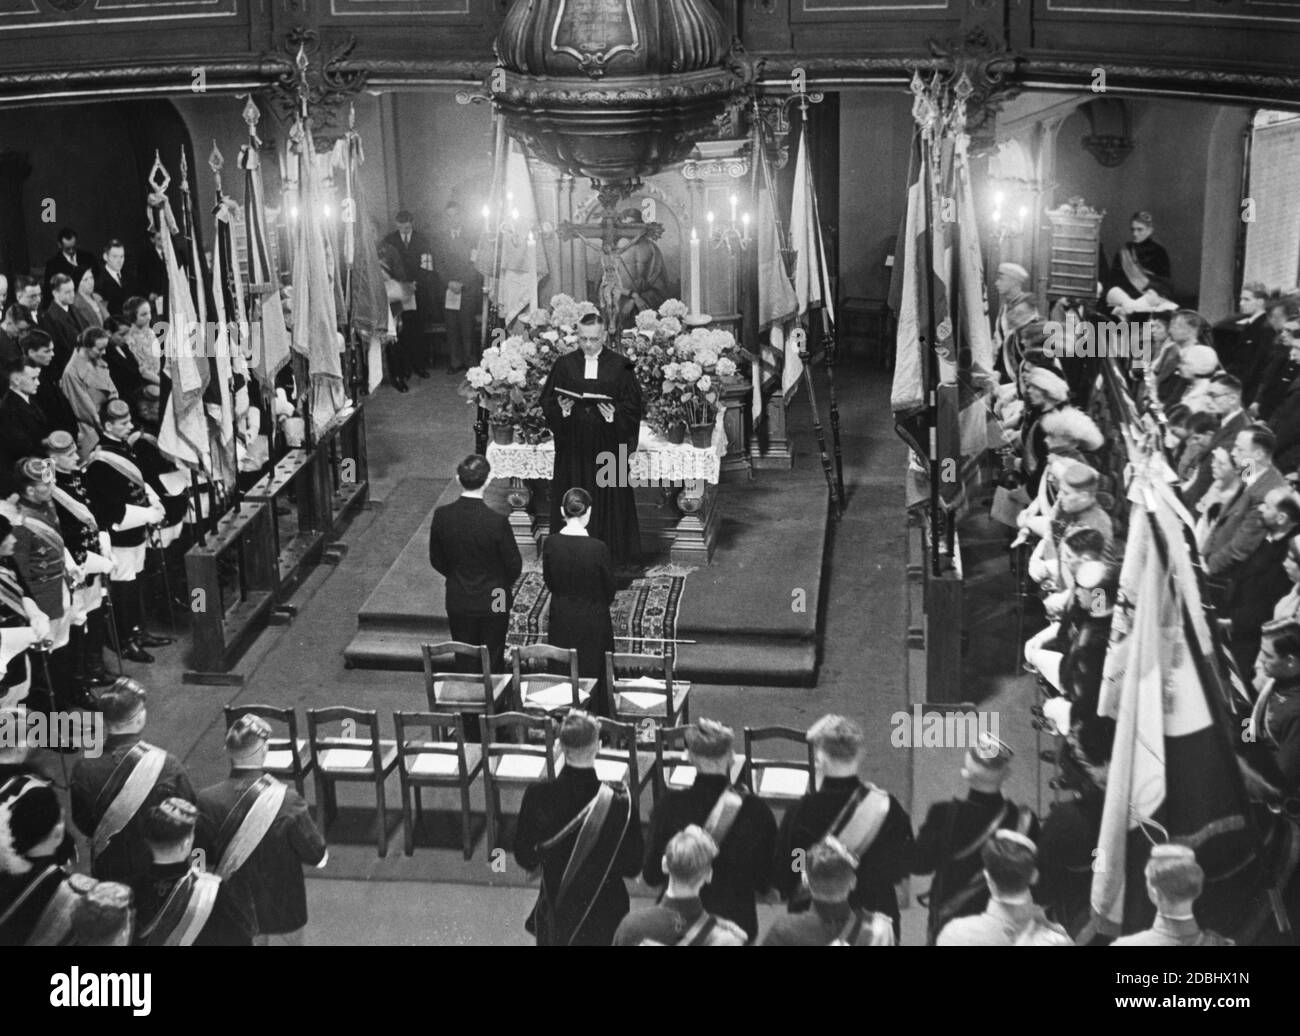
[306,707,399,857]
[510,643,595,715]
[421,641,512,717]
[741,726,815,804]
[222,704,313,797]
[394,710,483,859]
[481,712,558,852]
[652,724,746,805]
[590,718,656,821]
[606,652,691,741]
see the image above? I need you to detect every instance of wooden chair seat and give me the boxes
[405,742,484,779]
[431,674,512,708]
[662,755,746,790]
[263,737,311,774]
[317,741,399,774]
[613,679,691,716]
[751,764,811,799]
[588,750,658,786]
[488,744,559,782]
[519,676,596,711]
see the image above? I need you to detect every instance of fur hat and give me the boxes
[1024,366,1069,404]
[0,775,62,876]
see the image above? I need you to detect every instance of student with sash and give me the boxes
[45,429,115,690]
[911,734,1038,945]
[614,825,747,946]
[70,678,196,884]
[83,397,169,664]
[515,711,643,946]
[10,456,95,709]
[936,831,1073,946]
[131,797,254,946]
[0,516,49,710]
[196,714,328,946]
[761,838,895,946]
[0,774,81,946]
[772,714,915,942]
[642,718,777,941]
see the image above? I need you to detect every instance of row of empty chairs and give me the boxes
[222,702,818,860]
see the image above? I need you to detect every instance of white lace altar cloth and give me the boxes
[486,413,726,484]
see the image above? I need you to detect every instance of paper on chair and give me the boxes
[321,748,373,771]
[617,690,667,712]
[666,764,697,788]
[495,753,548,780]
[758,767,809,797]
[595,759,629,783]
[523,683,578,709]
[263,750,293,771]
[410,752,460,777]
[619,676,668,689]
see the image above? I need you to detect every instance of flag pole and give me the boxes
[209,139,243,510]
[919,130,942,578]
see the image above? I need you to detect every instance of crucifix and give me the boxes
[557,203,665,337]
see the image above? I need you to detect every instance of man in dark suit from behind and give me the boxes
[428,453,522,673]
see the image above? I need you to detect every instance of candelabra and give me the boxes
[991,191,1029,245]
[705,193,751,255]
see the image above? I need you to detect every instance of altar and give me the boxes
[486,411,727,564]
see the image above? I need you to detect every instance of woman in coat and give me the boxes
[542,488,616,715]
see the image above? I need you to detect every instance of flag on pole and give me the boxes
[207,192,243,491]
[755,141,798,423]
[789,127,836,391]
[290,116,347,434]
[495,140,548,328]
[239,137,292,384]
[339,127,389,394]
[1090,465,1261,937]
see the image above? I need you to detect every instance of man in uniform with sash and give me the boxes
[45,430,115,692]
[196,714,328,946]
[772,714,915,941]
[83,398,169,664]
[642,718,777,941]
[515,711,643,946]
[0,773,82,946]
[70,678,195,884]
[10,456,93,709]
[761,838,895,945]
[614,826,747,946]
[911,734,1038,944]
[131,797,254,946]
[0,515,48,711]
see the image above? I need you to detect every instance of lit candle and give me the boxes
[1018,205,1029,226]
[689,226,701,315]
[729,194,738,225]
[527,230,538,309]
[707,211,715,231]
[481,203,490,221]
[742,212,750,241]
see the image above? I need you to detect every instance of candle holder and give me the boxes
[706,194,751,255]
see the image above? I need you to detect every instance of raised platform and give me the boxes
[343,469,830,685]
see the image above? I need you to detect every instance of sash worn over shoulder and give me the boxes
[139,867,221,947]
[0,865,61,941]
[51,486,98,532]
[0,565,27,616]
[20,513,65,555]
[927,801,1033,943]
[215,774,288,880]
[704,787,745,849]
[832,783,893,858]
[92,741,168,858]
[25,874,88,947]
[532,782,632,946]
[89,448,147,490]
[675,912,718,946]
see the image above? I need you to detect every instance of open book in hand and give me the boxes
[555,388,614,403]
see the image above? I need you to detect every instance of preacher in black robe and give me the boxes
[1105,212,1171,300]
[540,316,642,567]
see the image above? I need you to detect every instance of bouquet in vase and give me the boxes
[659,324,738,446]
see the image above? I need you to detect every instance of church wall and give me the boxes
[837,89,915,303]
[1054,99,1223,307]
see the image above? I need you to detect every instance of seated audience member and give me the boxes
[935,831,1072,946]
[1186,374,1250,510]
[911,735,1036,944]
[614,826,747,946]
[1193,446,1240,551]
[762,838,895,946]
[1269,533,1300,624]
[1041,560,1118,743]
[1176,411,1219,488]
[771,715,914,941]
[1110,845,1232,947]
[60,326,118,459]
[1252,619,1300,792]
[1019,367,1071,497]
[513,711,643,946]
[1256,314,1300,422]
[1203,424,1286,582]
[1221,489,1300,676]
[1021,462,1113,590]
[1243,296,1294,408]
[1268,332,1300,474]
[22,331,77,440]
[103,316,144,404]
[1024,527,1108,690]
[121,297,161,387]
[0,306,31,366]
[0,358,51,497]
[131,797,254,946]
[641,718,776,942]
[1168,344,1222,412]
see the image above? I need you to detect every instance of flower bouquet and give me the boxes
[660,324,738,447]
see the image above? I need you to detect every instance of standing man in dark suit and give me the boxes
[771,714,915,942]
[39,274,86,380]
[435,201,484,374]
[1184,374,1251,510]
[0,359,51,496]
[94,240,133,320]
[42,228,96,309]
[381,210,432,377]
[1222,491,1300,675]
[196,714,329,946]
[1205,424,1288,583]
[21,332,77,442]
[427,454,522,672]
[13,277,41,329]
[641,718,777,942]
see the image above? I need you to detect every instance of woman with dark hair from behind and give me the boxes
[542,488,616,715]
